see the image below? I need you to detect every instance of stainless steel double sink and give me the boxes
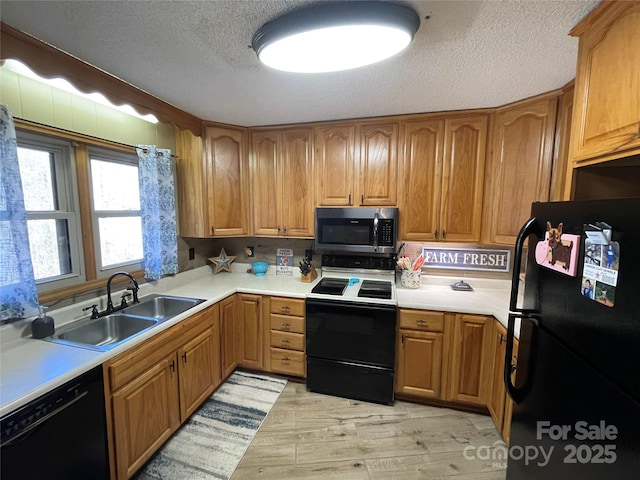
[46,294,206,352]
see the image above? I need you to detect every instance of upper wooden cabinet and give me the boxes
[251,127,314,237]
[483,95,558,245]
[315,121,398,206]
[174,125,250,237]
[204,126,250,236]
[314,124,356,206]
[568,1,640,164]
[399,114,487,242]
[175,129,206,238]
[358,121,399,206]
[398,118,443,241]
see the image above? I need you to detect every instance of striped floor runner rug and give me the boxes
[135,371,287,480]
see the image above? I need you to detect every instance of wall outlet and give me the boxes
[188,247,195,260]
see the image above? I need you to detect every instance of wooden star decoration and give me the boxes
[209,248,236,273]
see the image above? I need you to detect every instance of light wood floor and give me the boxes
[231,381,507,480]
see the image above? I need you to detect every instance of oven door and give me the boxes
[306,298,396,368]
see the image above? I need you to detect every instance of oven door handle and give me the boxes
[373,212,379,252]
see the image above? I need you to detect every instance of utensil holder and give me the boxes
[301,265,318,283]
[401,270,421,289]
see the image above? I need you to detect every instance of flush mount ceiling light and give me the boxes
[251,1,420,73]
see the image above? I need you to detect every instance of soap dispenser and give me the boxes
[31,305,55,339]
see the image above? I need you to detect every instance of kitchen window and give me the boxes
[16,132,85,291]
[15,127,145,297]
[88,148,143,276]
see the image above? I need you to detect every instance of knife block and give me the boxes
[301,265,318,283]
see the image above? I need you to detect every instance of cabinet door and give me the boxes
[398,118,444,241]
[487,321,507,433]
[205,126,249,236]
[358,122,398,206]
[237,294,263,370]
[441,115,487,242]
[486,96,557,245]
[570,1,640,163]
[211,302,222,390]
[448,314,492,406]
[175,129,206,237]
[553,84,575,201]
[251,130,282,236]
[220,295,237,379]
[281,128,314,237]
[178,328,216,420]
[315,124,356,206]
[112,354,180,480]
[396,330,444,399]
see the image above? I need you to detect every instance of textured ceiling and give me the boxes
[1,0,598,127]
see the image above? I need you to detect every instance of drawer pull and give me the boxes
[282,322,290,330]
[282,356,290,362]
[417,319,426,325]
[281,339,290,344]
[281,306,291,311]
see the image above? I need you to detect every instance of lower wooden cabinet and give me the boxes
[447,314,493,406]
[396,309,447,399]
[104,306,218,480]
[178,327,219,419]
[397,330,444,399]
[267,296,306,377]
[396,310,493,408]
[220,295,237,379]
[487,319,519,443]
[487,321,508,432]
[237,293,263,370]
[111,354,180,480]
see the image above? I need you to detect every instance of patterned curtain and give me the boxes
[0,105,39,321]
[136,145,178,280]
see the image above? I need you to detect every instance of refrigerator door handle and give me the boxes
[505,312,538,404]
[510,216,540,312]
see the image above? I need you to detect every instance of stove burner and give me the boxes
[357,280,392,300]
[311,278,349,295]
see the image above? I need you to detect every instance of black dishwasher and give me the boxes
[0,366,109,480]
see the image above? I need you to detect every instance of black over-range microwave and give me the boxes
[314,207,398,254]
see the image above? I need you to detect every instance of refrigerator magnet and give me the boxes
[534,222,580,277]
[581,238,620,307]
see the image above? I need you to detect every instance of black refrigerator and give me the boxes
[505,198,640,479]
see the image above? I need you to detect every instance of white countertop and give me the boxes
[0,265,516,417]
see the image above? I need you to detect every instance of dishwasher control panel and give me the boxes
[1,378,87,445]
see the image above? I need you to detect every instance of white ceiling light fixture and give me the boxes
[252,1,421,74]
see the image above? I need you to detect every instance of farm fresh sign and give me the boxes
[421,247,511,272]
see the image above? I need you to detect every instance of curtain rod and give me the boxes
[130,144,178,159]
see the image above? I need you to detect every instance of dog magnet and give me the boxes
[534,222,580,277]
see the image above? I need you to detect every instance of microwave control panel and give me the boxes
[378,220,394,246]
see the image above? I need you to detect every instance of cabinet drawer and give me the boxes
[398,309,445,332]
[271,330,304,351]
[270,348,305,376]
[270,314,305,334]
[270,297,305,317]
